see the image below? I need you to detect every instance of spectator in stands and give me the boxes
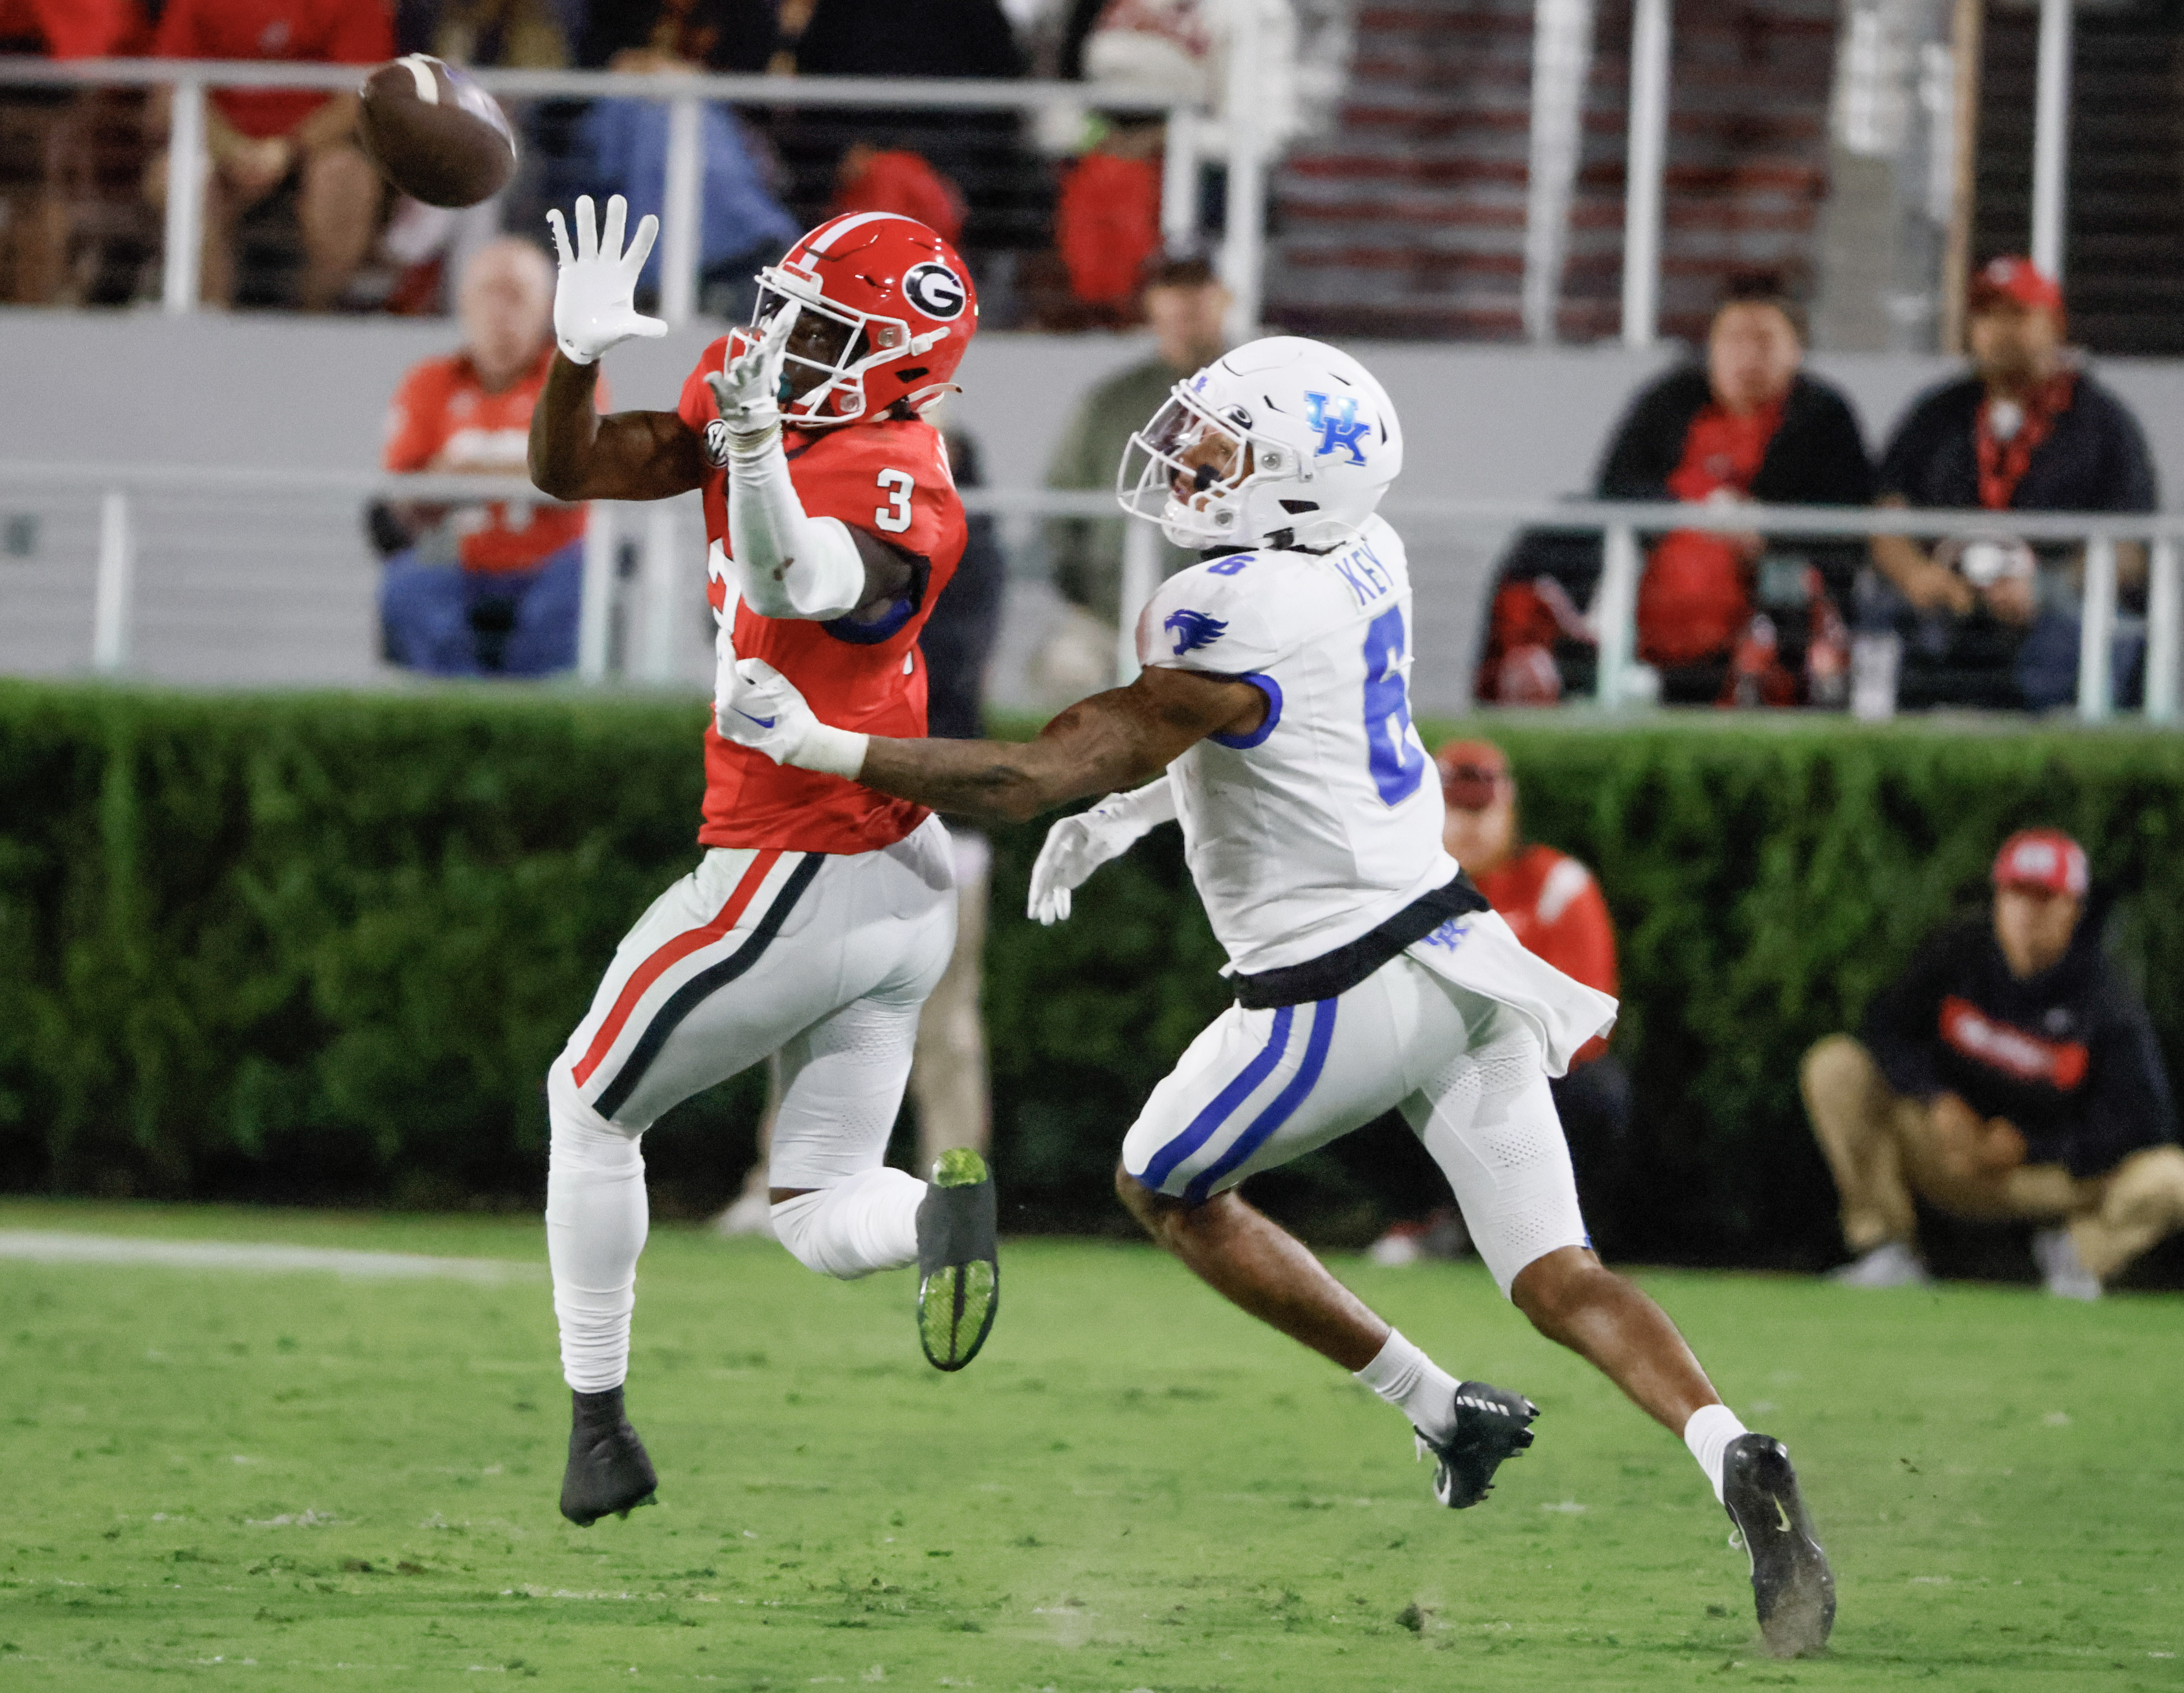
[375,239,586,677]
[830,142,965,247]
[148,0,392,310]
[1803,828,2184,1298]
[1370,738,1629,1264]
[1052,120,1163,319]
[1867,257,2159,712]
[0,0,145,303]
[570,6,799,318]
[717,419,1007,1236]
[1569,276,1872,705]
[1044,254,1228,627]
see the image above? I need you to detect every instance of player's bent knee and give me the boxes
[1509,1245,1610,1330]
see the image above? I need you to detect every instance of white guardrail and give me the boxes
[1,462,2176,723]
[0,58,1248,336]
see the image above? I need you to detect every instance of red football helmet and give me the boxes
[734,212,978,427]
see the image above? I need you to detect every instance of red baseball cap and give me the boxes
[1436,738,1511,811]
[1969,256,2064,318]
[1992,827,2088,897]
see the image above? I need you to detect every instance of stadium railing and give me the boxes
[0,58,1235,331]
[0,458,2175,724]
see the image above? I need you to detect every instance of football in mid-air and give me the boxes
[357,54,518,208]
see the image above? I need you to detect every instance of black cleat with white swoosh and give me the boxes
[1414,1380,1538,1508]
[1722,1432,1835,1657]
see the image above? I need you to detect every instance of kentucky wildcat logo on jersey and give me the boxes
[1303,391,1370,465]
[702,418,732,468]
[902,261,967,320]
[1165,609,1228,655]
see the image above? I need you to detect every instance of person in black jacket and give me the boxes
[1800,828,2184,1297]
[1478,277,1872,705]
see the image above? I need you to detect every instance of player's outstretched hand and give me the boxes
[545,194,666,366]
[1026,784,1170,924]
[717,659,869,780]
[704,309,792,453]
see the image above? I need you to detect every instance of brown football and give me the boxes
[357,54,519,209]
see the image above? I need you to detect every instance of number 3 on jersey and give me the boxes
[1361,606,1425,805]
[874,468,914,534]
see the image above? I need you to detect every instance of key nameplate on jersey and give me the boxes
[1329,533,1395,609]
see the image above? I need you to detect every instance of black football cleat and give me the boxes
[1414,1380,1539,1508]
[1721,1432,1835,1658]
[559,1386,658,1526]
[916,1149,999,1371]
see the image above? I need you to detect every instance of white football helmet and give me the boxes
[1116,335,1404,552]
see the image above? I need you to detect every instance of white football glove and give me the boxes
[704,307,793,454]
[1026,777,1178,925]
[544,194,666,366]
[716,658,869,779]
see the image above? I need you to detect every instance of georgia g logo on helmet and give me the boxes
[902,261,967,321]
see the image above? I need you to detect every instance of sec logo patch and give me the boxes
[902,261,966,321]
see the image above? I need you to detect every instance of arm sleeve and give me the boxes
[1859,930,1957,1101]
[1594,374,1695,501]
[2059,982,2178,1178]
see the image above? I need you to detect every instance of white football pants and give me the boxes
[1121,955,1589,1294]
[545,817,955,1391]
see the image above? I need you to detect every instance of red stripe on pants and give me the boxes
[571,849,785,1088]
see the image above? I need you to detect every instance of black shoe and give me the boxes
[916,1149,999,1371]
[559,1386,658,1526]
[1414,1380,1538,1508]
[1722,1432,1835,1658]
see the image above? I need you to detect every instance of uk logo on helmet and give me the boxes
[1303,392,1370,465]
[902,261,966,320]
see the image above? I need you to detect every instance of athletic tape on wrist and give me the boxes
[793,724,869,780]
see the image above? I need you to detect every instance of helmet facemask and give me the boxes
[1117,386,1307,550]
[747,276,923,427]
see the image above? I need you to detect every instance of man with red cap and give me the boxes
[1801,827,2184,1296]
[1867,256,2157,711]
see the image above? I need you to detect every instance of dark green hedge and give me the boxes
[4,681,2183,1274]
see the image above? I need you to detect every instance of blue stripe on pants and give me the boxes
[1137,1004,1295,1194]
[1183,999,1339,1205]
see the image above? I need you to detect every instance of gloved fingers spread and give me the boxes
[601,193,627,261]
[546,207,572,268]
[572,194,598,263]
[620,210,659,279]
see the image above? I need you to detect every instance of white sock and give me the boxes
[1683,1402,1748,1503]
[1353,1328,1462,1444]
[544,1078,649,1394]
[770,1166,924,1280]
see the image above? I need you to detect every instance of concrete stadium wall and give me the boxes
[4,309,2184,709]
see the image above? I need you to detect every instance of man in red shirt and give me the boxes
[1375,739,1631,1263]
[378,238,585,675]
[150,0,391,308]
[527,197,995,1527]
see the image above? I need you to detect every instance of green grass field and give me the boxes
[0,1200,2178,1692]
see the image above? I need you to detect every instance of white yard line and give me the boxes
[0,1229,536,1283]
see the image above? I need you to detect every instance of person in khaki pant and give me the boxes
[1802,828,2184,1298]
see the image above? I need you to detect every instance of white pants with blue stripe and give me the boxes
[1121,954,1589,1295]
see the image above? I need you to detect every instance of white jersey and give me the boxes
[1139,515,1456,975]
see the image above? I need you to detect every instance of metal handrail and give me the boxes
[0,460,2173,722]
[0,57,1218,330]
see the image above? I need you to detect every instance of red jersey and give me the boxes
[677,339,967,855]
[0,0,143,56]
[154,0,392,141]
[1638,398,1783,667]
[1472,843,1618,1064]
[383,343,586,575]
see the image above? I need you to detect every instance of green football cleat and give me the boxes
[915,1148,999,1371]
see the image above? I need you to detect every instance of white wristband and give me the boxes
[792,724,869,780]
